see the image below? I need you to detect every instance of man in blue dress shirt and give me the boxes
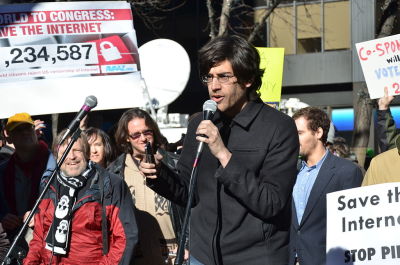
[289,107,363,265]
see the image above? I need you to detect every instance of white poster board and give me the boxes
[356,34,400,99]
[327,182,400,265]
[0,1,143,118]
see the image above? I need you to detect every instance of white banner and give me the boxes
[356,34,400,99]
[327,182,400,265]
[0,1,143,118]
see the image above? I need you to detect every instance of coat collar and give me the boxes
[212,98,264,129]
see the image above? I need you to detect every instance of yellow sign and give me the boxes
[256,47,285,107]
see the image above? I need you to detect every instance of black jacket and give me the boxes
[0,223,9,263]
[376,109,399,152]
[148,99,300,265]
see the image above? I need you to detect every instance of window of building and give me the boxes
[297,37,322,53]
[265,0,350,55]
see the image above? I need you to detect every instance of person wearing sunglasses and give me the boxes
[108,108,184,265]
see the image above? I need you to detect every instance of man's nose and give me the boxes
[67,150,78,159]
[209,77,221,90]
[66,152,75,160]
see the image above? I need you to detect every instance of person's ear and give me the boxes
[3,129,12,144]
[316,127,324,140]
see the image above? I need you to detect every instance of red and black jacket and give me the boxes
[24,164,138,265]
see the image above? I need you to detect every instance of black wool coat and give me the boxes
[148,99,300,265]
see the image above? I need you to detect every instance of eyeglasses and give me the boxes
[129,129,153,140]
[201,74,236,84]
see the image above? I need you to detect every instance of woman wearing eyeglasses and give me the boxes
[107,108,184,265]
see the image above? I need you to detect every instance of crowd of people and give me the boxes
[0,35,399,265]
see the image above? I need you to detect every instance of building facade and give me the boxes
[255,0,375,108]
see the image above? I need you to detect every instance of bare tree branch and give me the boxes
[207,0,218,39]
[353,0,399,165]
[376,0,399,38]
[248,0,282,43]
[219,0,233,36]
[128,0,186,31]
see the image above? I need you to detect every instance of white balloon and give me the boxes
[139,39,190,109]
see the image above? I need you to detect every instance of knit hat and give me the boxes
[6,113,34,132]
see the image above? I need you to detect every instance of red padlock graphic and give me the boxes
[88,35,135,65]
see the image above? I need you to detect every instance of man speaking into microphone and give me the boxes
[140,35,299,265]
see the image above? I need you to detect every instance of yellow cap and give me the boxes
[6,113,34,132]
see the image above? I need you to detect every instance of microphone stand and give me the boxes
[2,129,82,265]
[174,145,203,265]
[140,77,157,120]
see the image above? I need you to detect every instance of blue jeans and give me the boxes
[189,255,204,265]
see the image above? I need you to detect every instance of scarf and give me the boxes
[45,161,95,255]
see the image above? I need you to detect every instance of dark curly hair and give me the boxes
[198,35,264,101]
[292,107,331,144]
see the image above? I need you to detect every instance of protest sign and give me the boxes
[0,1,142,118]
[256,47,284,107]
[356,34,400,99]
[327,182,400,265]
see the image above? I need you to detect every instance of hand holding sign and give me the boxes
[378,86,395,110]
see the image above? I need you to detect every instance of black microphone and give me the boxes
[58,95,98,145]
[175,99,217,265]
[195,100,217,159]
